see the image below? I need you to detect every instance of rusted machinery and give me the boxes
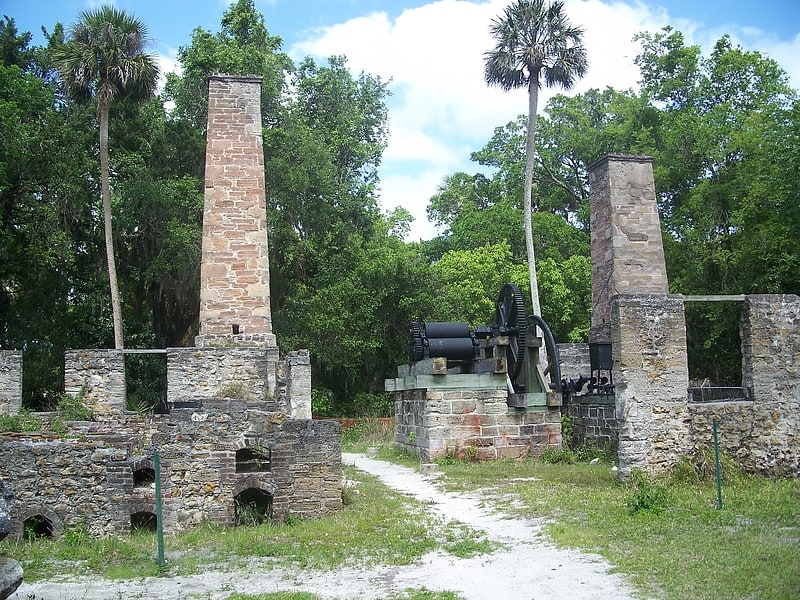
[408,283,561,406]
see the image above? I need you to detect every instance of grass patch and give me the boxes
[340,417,394,453]
[389,590,464,600]
[4,466,441,582]
[441,523,495,558]
[431,456,800,600]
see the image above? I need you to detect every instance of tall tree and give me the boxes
[53,6,159,349]
[484,0,587,319]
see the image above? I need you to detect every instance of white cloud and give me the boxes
[291,0,799,241]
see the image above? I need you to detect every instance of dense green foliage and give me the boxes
[1,2,797,411]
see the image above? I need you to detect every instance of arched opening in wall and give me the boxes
[133,467,156,488]
[234,488,273,526]
[23,514,54,540]
[130,511,157,533]
[235,447,271,473]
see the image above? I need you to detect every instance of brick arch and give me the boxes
[12,504,63,539]
[232,475,277,497]
[130,457,154,471]
[127,499,156,515]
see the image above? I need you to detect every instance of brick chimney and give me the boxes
[196,75,275,347]
[588,154,669,343]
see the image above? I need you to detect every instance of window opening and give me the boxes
[133,467,156,488]
[235,447,271,473]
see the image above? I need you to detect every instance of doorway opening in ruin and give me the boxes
[125,350,167,413]
[234,488,273,526]
[133,466,156,488]
[130,511,157,532]
[235,447,271,473]
[23,514,54,540]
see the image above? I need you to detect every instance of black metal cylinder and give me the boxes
[424,322,471,339]
[427,337,476,360]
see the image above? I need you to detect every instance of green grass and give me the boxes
[429,455,800,600]
[3,421,798,600]
[341,417,395,453]
[2,465,484,584]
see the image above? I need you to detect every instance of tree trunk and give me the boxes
[524,78,541,318]
[99,99,125,350]
[525,77,548,370]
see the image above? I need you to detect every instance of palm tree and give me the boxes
[54,6,159,349]
[484,0,587,320]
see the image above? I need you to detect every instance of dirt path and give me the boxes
[10,453,639,600]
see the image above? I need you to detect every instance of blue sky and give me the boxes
[5,0,800,240]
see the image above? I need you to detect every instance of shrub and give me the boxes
[56,389,94,422]
[626,469,669,514]
[0,410,42,433]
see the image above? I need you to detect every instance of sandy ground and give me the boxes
[10,453,639,600]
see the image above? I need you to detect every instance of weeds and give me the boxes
[0,410,42,433]
[340,418,393,452]
[55,387,94,422]
[625,469,669,514]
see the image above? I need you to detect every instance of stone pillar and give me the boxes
[741,295,800,402]
[588,155,669,343]
[197,74,275,348]
[612,295,690,476]
[286,350,312,419]
[63,350,126,421]
[0,351,22,415]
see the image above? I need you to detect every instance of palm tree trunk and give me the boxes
[525,77,549,371]
[524,78,541,319]
[99,99,125,350]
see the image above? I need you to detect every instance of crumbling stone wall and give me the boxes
[0,352,21,416]
[166,347,279,405]
[64,350,126,420]
[557,343,589,380]
[0,403,342,538]
[612,294,691,476]
[687,294,800,476]
[395,388,561,461]
[0,436,131,537]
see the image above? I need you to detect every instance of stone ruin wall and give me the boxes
[611,294,692,476]
[558,343,618,451]
[0,351,21,417]
[0,74,338,540]
[394,388,561,461]
[580,153,799,477]
[0,403,341,538]
[689,295,799,477]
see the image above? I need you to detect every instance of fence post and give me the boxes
[713,419,723,509]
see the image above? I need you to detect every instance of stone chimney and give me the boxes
[197,75,275,347]
[588,154,669,343]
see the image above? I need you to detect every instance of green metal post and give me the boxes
[712,419,723,509]
[154,450,166,566]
